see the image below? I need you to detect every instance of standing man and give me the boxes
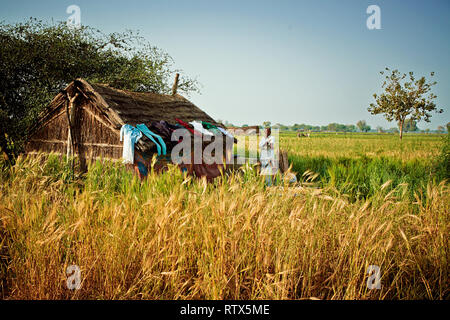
[259,127,277,185]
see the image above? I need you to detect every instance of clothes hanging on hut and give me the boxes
[189,120,214,136]
[136,124,167,156]
[149,120,182,149]
[201,121,221,134]
[134,152,149,178]
[120,124,143,164]
[202,121,238,144]
[150,121,177,140]
[175,118,202,137]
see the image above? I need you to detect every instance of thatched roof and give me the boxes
[94,82,222,128]
[26,79,224,158]
[35,79,220,132]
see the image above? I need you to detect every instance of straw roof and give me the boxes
[26,79,222,159]
[35,79,219,130]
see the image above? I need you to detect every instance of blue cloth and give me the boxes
[137,161,148,176]
[136,124,167,156]
[120,124,143,164]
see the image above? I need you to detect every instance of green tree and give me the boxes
[356,120,370,132]
[403,118,418,132]
[357,120,366,132]
[368,68,443,140]
[0,19,199,161]
[327,123,338,132]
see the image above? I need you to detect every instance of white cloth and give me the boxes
[189,121,214,136]
[259,135,277,175]
[120,124,143,164]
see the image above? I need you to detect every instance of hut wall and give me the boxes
[74,100,122,160]
[25,105,70,155]
[26,100,123,161]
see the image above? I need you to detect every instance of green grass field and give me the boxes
[0,133,448,299]
[282,132,448,200]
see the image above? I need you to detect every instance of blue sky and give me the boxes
[1,0,449,129]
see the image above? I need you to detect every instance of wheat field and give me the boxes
[0,133,448,300]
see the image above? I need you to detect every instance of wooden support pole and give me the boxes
[171,73,180,96]
[64,101,71,159]
[66,92,79,159]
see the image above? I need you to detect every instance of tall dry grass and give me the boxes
[0,154,448,299]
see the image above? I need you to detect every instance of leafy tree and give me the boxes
[356,120,370,132]
[437,126,444,133]
[327,123,338,132]
[403,118,418,132]
[357,120,366,132]
[332,123,356,132]
[0,19,199,161]
[368,67,443,140]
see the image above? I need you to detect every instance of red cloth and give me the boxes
[175,118,202,137]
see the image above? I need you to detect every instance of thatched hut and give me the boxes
[25,79,227,178]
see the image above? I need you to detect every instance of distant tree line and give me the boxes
[216,69,446,137]
[216,119,449,134]
[217,120,361,132]
[217,121,359,132]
